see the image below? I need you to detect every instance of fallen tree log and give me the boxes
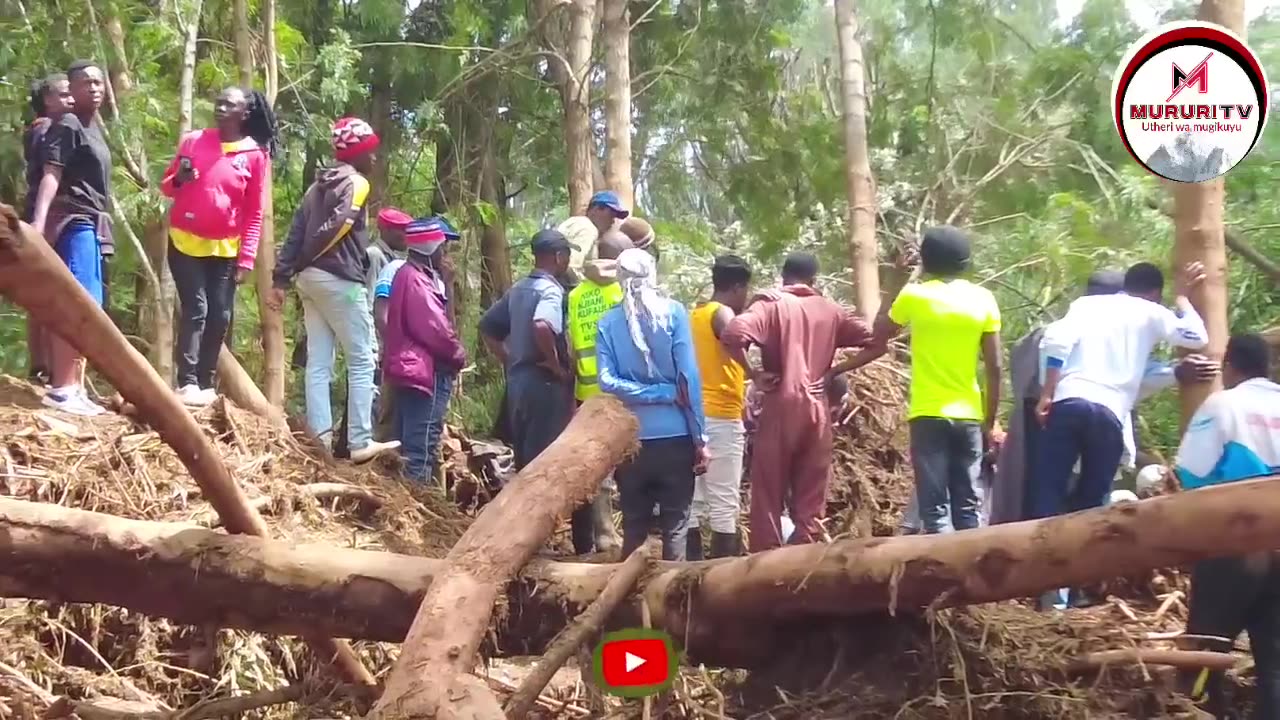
[0,206,372,688]
[505,539,655,718]
[7,476,1280,667]
[369,394,640,720]
[1068,649,1238,673]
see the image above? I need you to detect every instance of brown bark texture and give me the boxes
[233,0,253,86]
[554,0,597,213]
[256,8,286,407]
[602,0,634,209]
[833,0,880,320]
[368,394,639,720]
[8,476,1280,670]
[216,346,288,429]
[1170,0,1242,426]
[256,162,286,407]
[0,207,369,687]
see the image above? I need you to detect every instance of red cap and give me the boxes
[377,207,412,229]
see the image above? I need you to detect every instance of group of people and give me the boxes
[19,57,1280,718]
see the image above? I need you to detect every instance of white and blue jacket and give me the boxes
[1175,378,1280,489]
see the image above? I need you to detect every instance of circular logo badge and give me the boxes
[1111,21,1269,183]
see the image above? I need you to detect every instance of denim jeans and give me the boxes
[395,371,455,482]
[616,436,696,561]
[295,267,377,451]
[691,418,745,534]
[169,246,236,389]
[909,417,983,534]
[1027,397,1124,519]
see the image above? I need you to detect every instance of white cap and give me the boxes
[1109,489,1139,505]
[1136,464,1167,494]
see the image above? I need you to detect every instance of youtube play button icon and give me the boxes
[593,628,677,698]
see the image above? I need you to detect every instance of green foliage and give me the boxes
[0,0,1277,450]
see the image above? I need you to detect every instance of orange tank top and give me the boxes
[690,301,746,420]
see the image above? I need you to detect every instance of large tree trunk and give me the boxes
[543,0,597,213]
[233,0,253,86]
[257,2,286,407]
[602,0,634,209]
[368,395,639,720]
[834,0,880,320]
[0,207,370,687]
[472,80,513,309]
[1172,0,1242,427]
[7,472,1280,668]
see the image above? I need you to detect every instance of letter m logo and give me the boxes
[1168,52,1212,102]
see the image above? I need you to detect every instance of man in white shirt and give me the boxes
[1174,334,1280,718]
[1030,261,1208,520]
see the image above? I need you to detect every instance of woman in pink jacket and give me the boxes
[161,87,277,407]
[384,220,466,482]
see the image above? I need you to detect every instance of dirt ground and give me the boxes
[0,367,1254,719]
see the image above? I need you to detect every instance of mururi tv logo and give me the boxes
[1112,21,1269,183]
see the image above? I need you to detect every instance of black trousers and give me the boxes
[169,246,236,389]
[506,370,594,554]
[1184,553,1280,718]
[616,436,696,561]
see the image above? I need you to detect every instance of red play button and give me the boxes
[594,630,675,696]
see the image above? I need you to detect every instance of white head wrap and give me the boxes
[616,248,670,372]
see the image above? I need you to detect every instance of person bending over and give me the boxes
[1175,334,1280,718]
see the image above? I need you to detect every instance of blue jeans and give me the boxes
[1028,397,1124,519]
[909,417,983,534]
[395,372,455,482]
[295,267,376,451]
[56,220,103,306]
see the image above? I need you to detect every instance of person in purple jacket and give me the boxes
[383,220,467,482]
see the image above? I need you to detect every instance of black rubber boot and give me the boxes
[685,526,705,561]
[709,531,740,559]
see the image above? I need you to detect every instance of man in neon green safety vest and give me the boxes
[568,230,633,401]
[566,229,633,554]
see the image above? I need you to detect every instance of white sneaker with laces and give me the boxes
[350,440,401,464]
[44,386,105,417]
[177,384,211,407]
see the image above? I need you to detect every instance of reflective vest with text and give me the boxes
[567,280,624,401]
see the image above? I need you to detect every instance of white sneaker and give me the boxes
[198,387,218,405]
[350,440,401,464]
[177,384,212,407]
[43,386,105,417]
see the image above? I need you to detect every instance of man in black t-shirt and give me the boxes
[30,59,113,417]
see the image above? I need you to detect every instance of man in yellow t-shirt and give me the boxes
[687,255,753,559]
[828,226,1002,534]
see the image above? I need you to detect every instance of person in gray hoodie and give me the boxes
[267,117,399,464]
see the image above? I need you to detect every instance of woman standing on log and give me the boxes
[160,87,277,407]
[383,220,465,482]
[23,73,73,386]
[29,60,111,417]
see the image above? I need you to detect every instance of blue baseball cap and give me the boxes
[588,190,629,218]
[426,215,461,241]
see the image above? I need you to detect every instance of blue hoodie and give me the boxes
[596,300,707,444]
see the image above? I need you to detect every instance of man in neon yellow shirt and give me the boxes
[829,225,1002,533]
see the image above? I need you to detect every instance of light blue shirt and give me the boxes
[596,300,708,444]
[1176,378,1280,489]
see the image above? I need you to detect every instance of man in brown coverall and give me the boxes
[720,252,873,552]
